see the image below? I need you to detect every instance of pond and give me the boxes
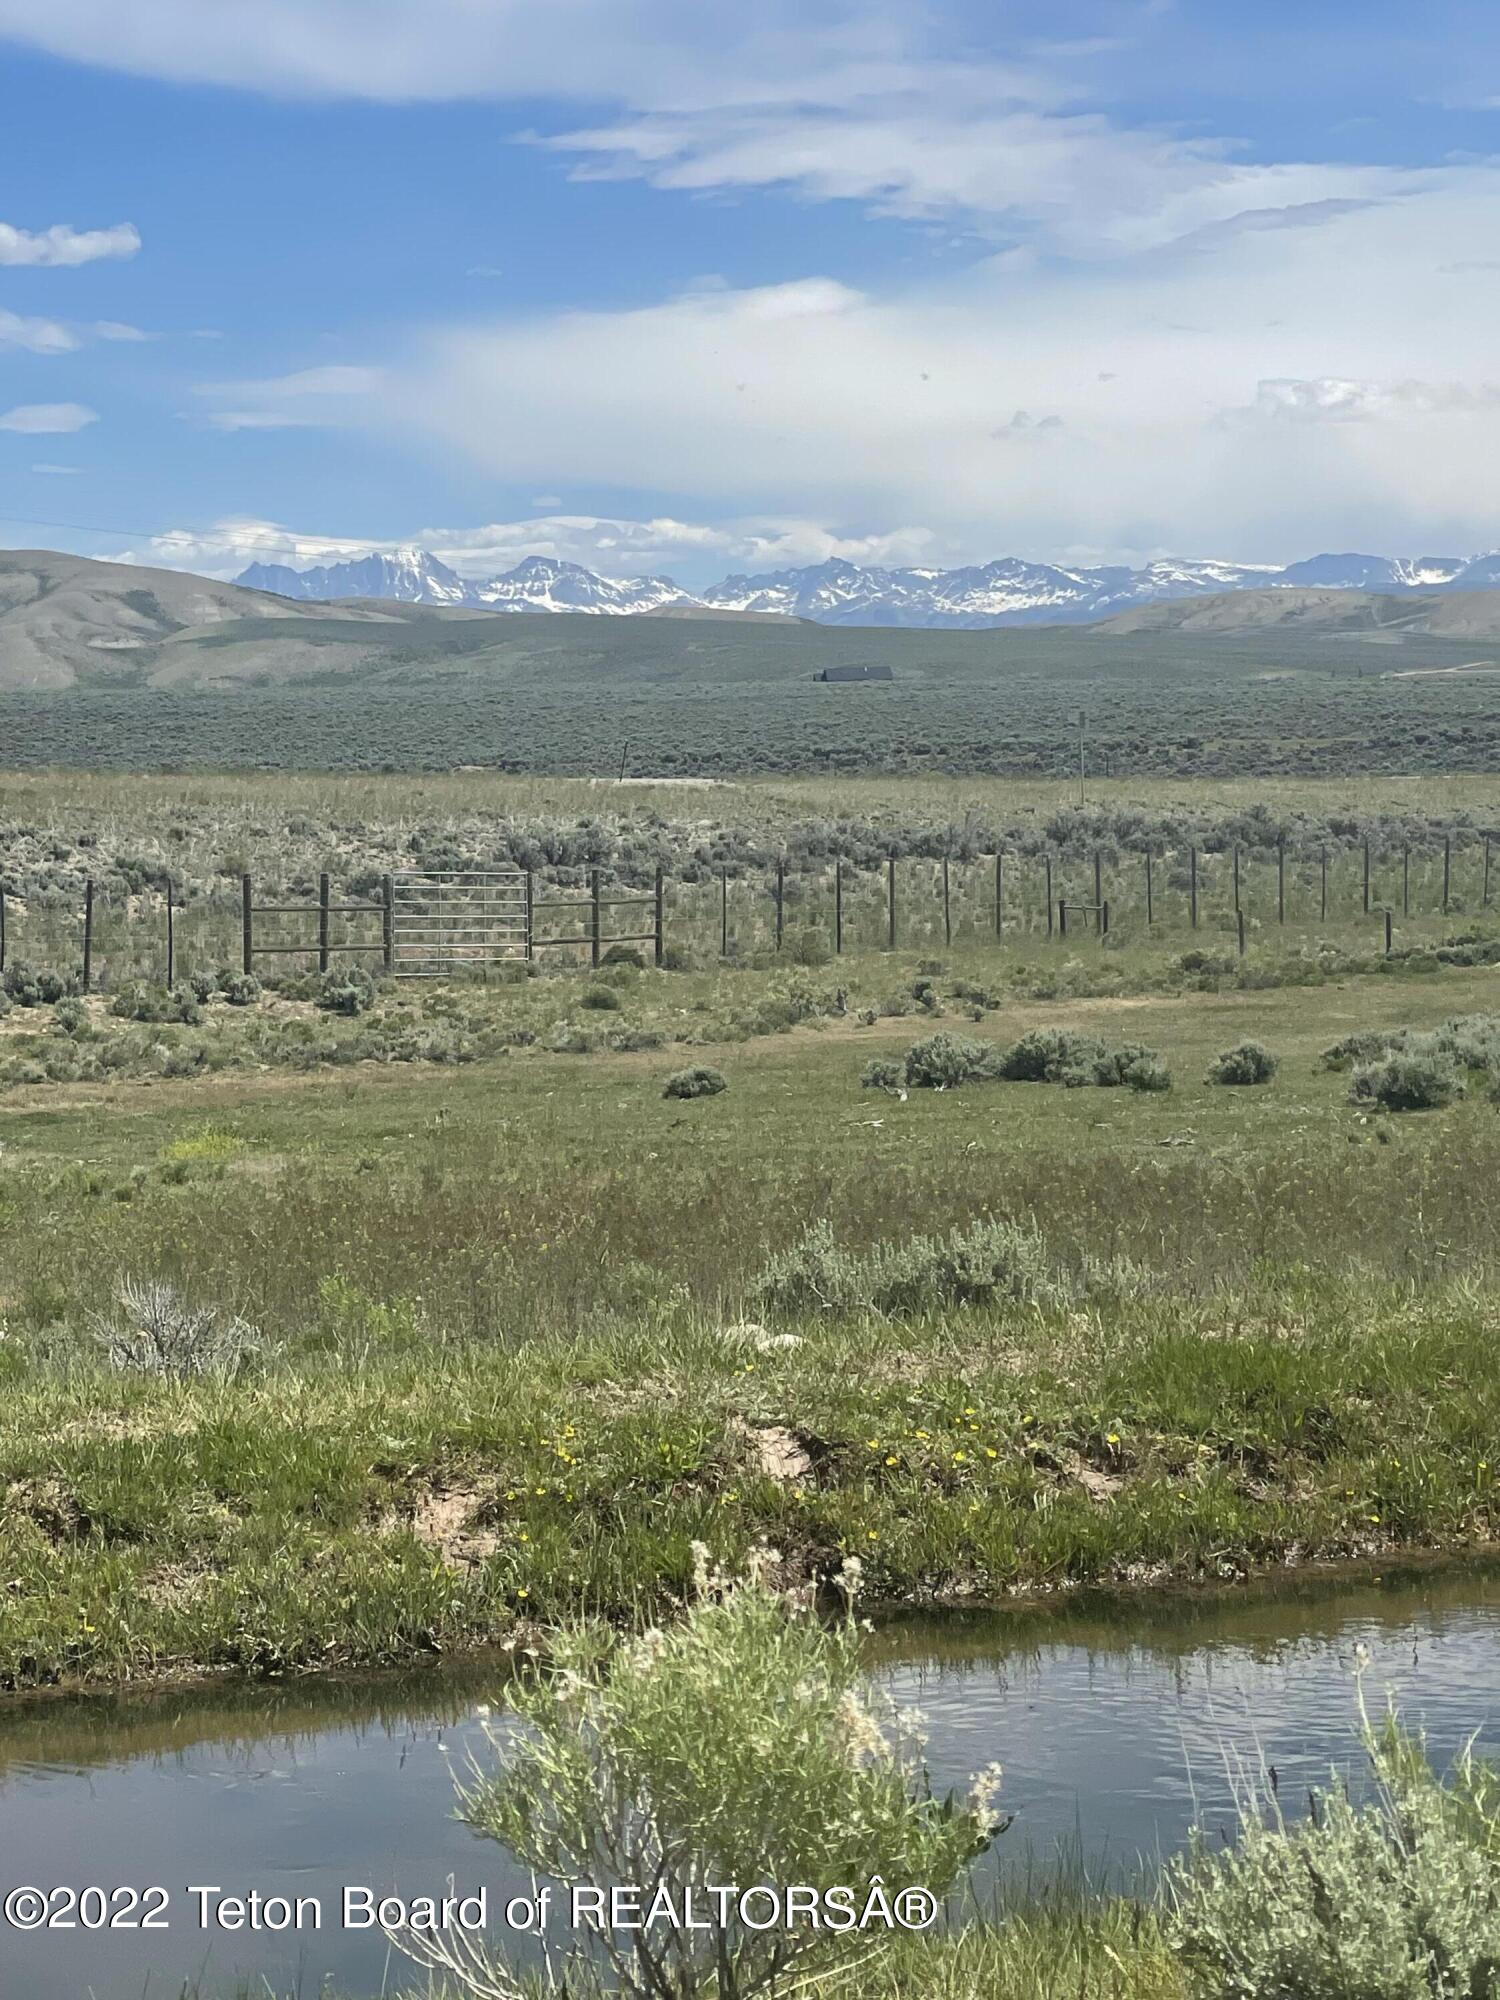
[3,1562,1500,1997]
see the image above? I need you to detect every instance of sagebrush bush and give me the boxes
[1125,1055,1173,1093]
[750,1215,1058,1318]
[2,960,74,1008]
[220,971,261,1007]
[91,1278,259,1378]
[1209,1040,1279,1086]
[1351,1054,1461,1112]
[903,1031,1001,1090]
[108,982,202,1025]
[316,965,376,1016]
[397,1555,1002,2000]
[861,1057,906,1091]
[580,984,623,1011]
[1167,1715,1500,2000]
[663,1064,727,1099]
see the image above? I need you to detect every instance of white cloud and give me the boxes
[194,364,384,431]
[0,402,98,433]
[367,172,1500,561]
[30,461,81,474]
[0,219,140,266]
[93,319,153,341]
[0,307,79,353]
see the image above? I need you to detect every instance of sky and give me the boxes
[4,0,1500,586]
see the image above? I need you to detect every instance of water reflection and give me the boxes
[1,1562,1498,1996]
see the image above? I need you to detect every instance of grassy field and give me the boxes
[2,918,1499,1689]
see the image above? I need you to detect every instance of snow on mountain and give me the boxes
[234,546,1500,628]
[238,546,471,605]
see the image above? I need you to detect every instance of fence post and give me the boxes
[942,853,952,948]
[1277,840,1285,924]
[524,870,534,963]
[318,871,331,973]
[242,874,253,975]
[653,867,664,968]
[1321,845,1328,922]
[1486,836,1493,910]
[1237,909,1246,957]
[591,868,603,969]
[1444,836,1452,914]
[1101,899,1110,940]
[1,882,7,972]
[1233,844,1241,915]
[834,859,844,956]
[775,859,785,951]
[1059,901,1069,939]
[994,853,1004,941]
[166,880,175,991]
[1385,909,1394,956]
[720,868,729,957]
[82,879,94,993]
[1403,846,1410,917]
[1189,846,1198,928]
[383,875,395,974]
[1145,848,1153,927]
[1363,840,1371,915]
[1094,849,1103,914]
[1046,854,1054,937]
[887,855,897,950]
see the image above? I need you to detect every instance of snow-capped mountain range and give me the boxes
[236,547,1500,629]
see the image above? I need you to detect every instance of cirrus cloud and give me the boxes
[0,401,98,432]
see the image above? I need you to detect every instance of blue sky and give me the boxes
[3,0,1500,585]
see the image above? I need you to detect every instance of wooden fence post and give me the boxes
[994,853,1004,941]
[1277,840,1285,924]
[1101,899,1110,939]
[1145,848,1153,927]
[942,853,951,948]
[1321,845,1328,922]
[1403,846,1410,917]
[1444,835,1452,914]
[383,875,395,974]
[1045,855,1054,937]
[1189,846,1199,928]
[318,871,331,973]
[166,879,175,991]
[1385,910,1394,956]
[1094,849,1103,914]
[1232,844,1241,915]
[1059,901,1069,939]
[1486,836,1493,910]
[834,859,844,956]
[720,868,729,957]
[1,882,7,973]
[1237,909,1246,957]
[1363,840,1371,915]
[591,867,602,969]
[775,859,785,951]
[242,874,253,975]
[653,867,664,968]
[82,879,94,993]
[887,855,897,950]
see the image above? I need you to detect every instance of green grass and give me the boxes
[3,949,1500,1689]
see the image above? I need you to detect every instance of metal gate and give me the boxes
[388,870,529,976]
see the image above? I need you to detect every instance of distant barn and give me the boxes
[815,662,893,683]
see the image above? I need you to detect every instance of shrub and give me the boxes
[1167,1714,1500,2000]
[663,1064,727,1099]
[316,966,376,1015]
[394,1555,1002,2000]
[861,1057,906,1091]
[1351,1054,1461,1112]
[188,971,216,1004]
[91,1278,259,1378]
[786,925,832,968]
[599,943,644,968]
[997,1027,1108,1084]
[52,996,88,1036]
[1209,1040,1279,1086]
[580,984,623,1011]
[220,971,261,1007]
[108,982,202,1025]
[1125,1056,1173,1093]
[2,960,45,1007]
[903,1031,1000,1090]
[750,1215,1057,1318]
